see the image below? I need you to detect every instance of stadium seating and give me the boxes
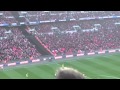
[1,11,120,63]
[25,18,120,56]
[0,27,41,63]
[19,11,120,23]
[0,11,18,24]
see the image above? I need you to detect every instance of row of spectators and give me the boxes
[0,11,18,24]
[38,28,120,56]
[0,27,41,63]
[19,11,120,22]
[0,11,120,25]
[25,18,120,56]
[26,18,120,34]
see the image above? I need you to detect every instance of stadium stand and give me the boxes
[1,11,120,63]
[19,11,120,23]
[0,27,41,63]
[24,18,120,56]
[0,11,18,24]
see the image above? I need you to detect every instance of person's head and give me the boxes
[55,66,86,79]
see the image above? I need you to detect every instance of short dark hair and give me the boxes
[55,67,86,79]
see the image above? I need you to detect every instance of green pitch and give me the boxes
[0,53,120,79]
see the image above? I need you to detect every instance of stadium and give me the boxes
[0,11,120,79]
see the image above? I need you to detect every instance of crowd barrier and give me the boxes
[0,15,120,27]
[0,49,119,68]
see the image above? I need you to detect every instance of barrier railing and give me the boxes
[0,49,119,68]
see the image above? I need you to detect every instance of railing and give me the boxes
[0,48,119,68]
[35,36,54,56]
[0,15,120,27]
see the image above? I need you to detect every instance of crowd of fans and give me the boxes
[37,28,120,56]
[25,18,120,56]
[0,11,18,24]
[0,27,41,63]
[34,24,52,33]
[26,18,120,34]
[19,11,120,23]
[1,11,120,62]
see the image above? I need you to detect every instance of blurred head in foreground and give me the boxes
[55,66,85,79]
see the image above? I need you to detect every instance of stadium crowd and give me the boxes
[25,18,120,56]
[37,29,120,56]
[0,27,41,63]
[26,18,120,34]
[0,11,18,24]
[19,11,120,22]
[1,11,120,63]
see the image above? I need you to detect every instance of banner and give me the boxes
[0,48,120,68]
[20,61,28,64]
[0,24,9,26]
[66,55,73,58]
[29,22,37,25]
[20,22,25,24]
[109,50,116,53]
[98,51,105,54]
[11,23,17,26]
[54,56,62,59]
[0,64,3,68]
[8,63,16,66]
[32,59,40,62]
[88,52,95,55]
[77,54,84,56]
